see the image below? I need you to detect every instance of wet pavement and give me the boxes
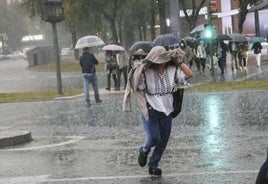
[0,54,268,183]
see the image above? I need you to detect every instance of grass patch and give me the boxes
[187,80,268,93]
[0,80,267,103]
[0,89,83,103]
[27,56,105,72]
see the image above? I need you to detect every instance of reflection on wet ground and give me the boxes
[0,90,267,183]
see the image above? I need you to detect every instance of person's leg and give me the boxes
[82,74,90,104]
[195,58,201,71]
[189,59,193,69]
[234,52,239,70]
[140,114,160,154]
[112,69,118,90]
[89,74,101,102]
[218,58,224,75]
[256,53,261,67]
[122,67,128,89]
[106,71,111,90]
[117,68,122,89]
[231,52,235,71]
[148,114,172,168]
[201,58,206,72]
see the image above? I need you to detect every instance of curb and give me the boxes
[0,131,32,148]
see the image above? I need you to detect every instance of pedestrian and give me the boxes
[196,42,207,72]
[123,46,192,176]
[228,41,239,72]
[105,50,118,91]
[179,39,193,85]
[129,49,147,70]
[238,42,249,70]
[116,51,128,90]
[179,39,194,67]
[79,47,103,106]
[255,147,268,184]
[251,41,263,67]
[217,40,228,75]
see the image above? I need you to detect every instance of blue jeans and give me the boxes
[82,73,101,103]
[141,107,172,168]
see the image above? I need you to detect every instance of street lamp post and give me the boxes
[40,0,64,95]
[207,0,218,78]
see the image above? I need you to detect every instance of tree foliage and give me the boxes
[238,0,262,33]
[179,0,207,31]
[0,1,29,52]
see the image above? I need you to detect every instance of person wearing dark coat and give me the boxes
[79,47,102,106]
[251,41,263,67]
[217,40,228,75]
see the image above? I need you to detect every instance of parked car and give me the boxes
[7,50,24,60]
[0,54,9,60]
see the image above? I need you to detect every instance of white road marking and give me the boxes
[0,170,258,183]
[0,135,85,152]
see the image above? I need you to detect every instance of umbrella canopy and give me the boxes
[152,33,181,47]
[129,41,153,54]
[215,34,231,40]
[102,44,125,51]
[229,33,248,42]
[250,36,267,43]
[190,24,205,35]
[75,35,105,49]
[184,37,197,48]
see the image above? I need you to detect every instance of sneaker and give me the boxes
[149,167,162,176]
[138,148,148,167]
[96,100,103,104]
[85,102,91,106]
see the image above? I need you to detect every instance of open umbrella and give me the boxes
[129,41,153,53]
[229,33,248,42]
[102,44,125,51]
[190,24,205,35]
[250,36,266,43]
[215,34,231,40]
[184,37,197,48]
[152,33,181,47]
[75,35,105,49]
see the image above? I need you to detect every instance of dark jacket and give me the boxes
[79,52,98,73]
[252,42,263,54]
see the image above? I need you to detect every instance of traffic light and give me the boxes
[209,0,218,21]
[41,0,64,23]
[202,24,216,39]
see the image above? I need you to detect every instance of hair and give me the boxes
[83,47,89,52]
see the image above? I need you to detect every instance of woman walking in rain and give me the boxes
[123,46,192,175]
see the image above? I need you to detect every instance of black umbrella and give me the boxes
[129,41,153,54]
[184,37,197,48]
[229,33,248,42]
[215,34,231,40]
[152,33,181,47]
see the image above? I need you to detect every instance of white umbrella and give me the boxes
[102,44,125,51]
[75,35,105,49]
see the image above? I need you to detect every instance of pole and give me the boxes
[207,1,215,79]
[52,22,63,95]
